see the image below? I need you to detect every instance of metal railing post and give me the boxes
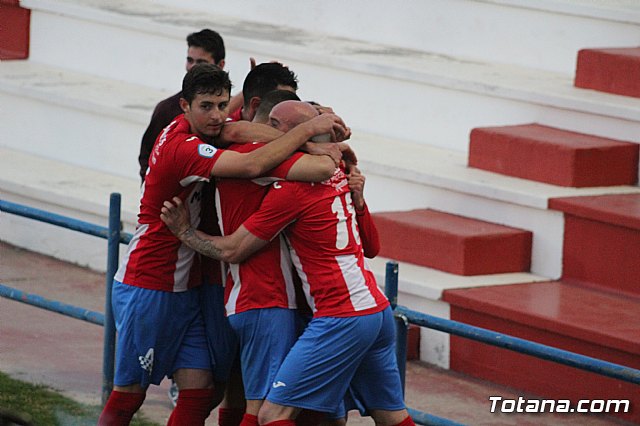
[395,313,409,395]
[101,193,121,405]
[384,261,408,393]
[384,261,399,309]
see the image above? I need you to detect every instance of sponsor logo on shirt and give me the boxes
[272,381,287,388]
[198,143,216,158]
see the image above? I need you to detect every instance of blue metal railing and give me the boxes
[102,193,127,404]
[384,261,640,425]
[3,197,640,424]
[0,196,132,405]
[0,284,105,325]
[392,305,640,386]
[1,199,114,240]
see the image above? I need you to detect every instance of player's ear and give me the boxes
[249,97,261,113]
[217,59,226,70]
[179,98,190,114]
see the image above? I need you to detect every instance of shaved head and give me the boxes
[269,100,319,132]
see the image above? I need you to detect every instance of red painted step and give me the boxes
[575,47,640,98]
[372,209,532,275]
[468,123,638,187]
[0,1,30,60]
[549,193,640,297]
[444,281,640,424]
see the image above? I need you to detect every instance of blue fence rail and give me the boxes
[0,195,131,405]
[383,262,640,425]
[0,284,105,326]
[2,195,640,425]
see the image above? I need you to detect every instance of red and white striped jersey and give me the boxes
[115,115,222,292]
[216,142,303,315]
[243,169,390,317]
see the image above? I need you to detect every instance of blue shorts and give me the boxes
[266,306,405,414]
[200,283,238,382]
[111,280,211,388]
[228,308,299,400]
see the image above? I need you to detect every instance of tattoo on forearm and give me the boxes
[179,228,224,260]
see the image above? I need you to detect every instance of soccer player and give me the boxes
[227,62,298,123]
[159,104,413,426]
[97,64,347,426]
[213,99,348,426]
[137,27,228,412]
[203,67,313,426]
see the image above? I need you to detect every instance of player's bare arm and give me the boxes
[218,121,283,145]
[286,141,358,182]
[281,141,341,183]
[210,113,348,179]
[299,142,342,166]
[285,154,336,182]
[161,197,268,263]
[348,167,381,258]
[348,166,366,211]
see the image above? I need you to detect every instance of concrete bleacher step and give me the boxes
[114,0,640,76]
[549,193,640,298]
[372,209,532,275]
[443,281,640,424]
[575,47,640,98]
[0,60,167,179]
[468,123,639,187]
[16,0,640,152]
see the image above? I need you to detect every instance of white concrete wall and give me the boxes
[154,0,640,74]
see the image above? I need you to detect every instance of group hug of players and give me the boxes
[98,29,415,426]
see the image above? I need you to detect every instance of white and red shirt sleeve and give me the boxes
[243,171,389,318]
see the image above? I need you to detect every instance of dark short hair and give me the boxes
[187,29,226,64]
[253,89,301,123]
[182,63,232,104]
[242,63,298,108]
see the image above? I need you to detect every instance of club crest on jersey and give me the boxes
[198,143,216,158]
